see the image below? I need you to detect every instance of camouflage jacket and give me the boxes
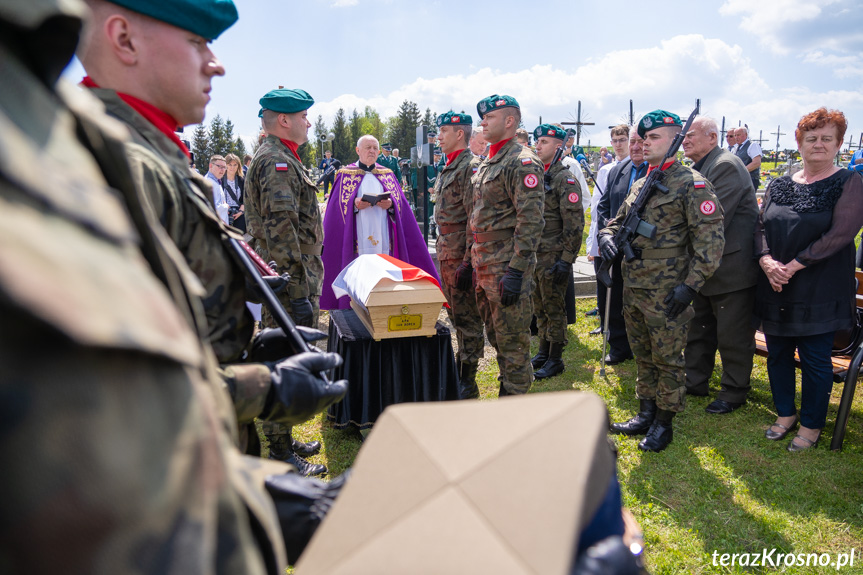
[245,136,323,301]
[469,138,545,271]
[539,161,585,262]
[434,149,479,263]
[90,89,272,425]
[0,30,287,573]
[600,161,725,291]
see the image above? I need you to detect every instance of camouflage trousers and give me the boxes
[440,258,485,367]
[622,287,694,412]
[261,302,321,441]
[475,261,535,394]
[532,251,569,344]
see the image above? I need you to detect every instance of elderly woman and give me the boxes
[220,153,245,232]
[755,108,863,451]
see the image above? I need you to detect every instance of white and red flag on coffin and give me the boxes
[332,254,447,307]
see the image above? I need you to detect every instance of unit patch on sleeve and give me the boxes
[275,163,289,171]
[523,174,538,189]
[700,200,716,215]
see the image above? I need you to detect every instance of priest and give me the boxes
[321,135,439,309]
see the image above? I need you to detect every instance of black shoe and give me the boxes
[535,343,565,380]
[292,438,322,457]
[585,307,599,317]
[705,399,745,414]
[610,399,656,436]
[638,410,675,452]
[604,353,632,365]
[458,362,479,400]
[589,326,603,336]
[531,339,550,369]
[765,417,798,441]
[283,451,327,477]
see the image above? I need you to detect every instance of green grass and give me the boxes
[273,297,863,574]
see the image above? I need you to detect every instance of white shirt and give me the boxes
[561,156,591,211]
[739,139,762,160]
[355,173,391,256]
[206,172,230,224]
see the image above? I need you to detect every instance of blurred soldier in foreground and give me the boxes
[598,110,724,452]
[78,0,335,475]
[0,0,347,571]
[471,95,545,397]
[433,111,485,399]
[530,124,585,380]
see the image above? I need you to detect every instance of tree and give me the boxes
[349,109,362,153]
[421,107,437,131]
[232,136,247,160]
[191,123,209,173]
[223,118,236,155]
[208,114,229,158]
[331,108,352,163]
[313,115,329,155]
[387,100,421,160]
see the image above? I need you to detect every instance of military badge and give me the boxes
[700,200,716,215]
[496,99,506,106]
[643,117,653,128]
[521,158,532,165]
[566,178,576,185]
[568,192,579,204]
[693,180,706,188]
[524,174,538,188]
[479,101,487,113]
[452,116,460,123]
[275,163,288,171]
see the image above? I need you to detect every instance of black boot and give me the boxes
[292,437,322,458]
[269,438,327,477]
[458,362,479,399]
[531,339,550,369]
[534,342,565,380]
[638,409,675,452]
[609,399,657,436]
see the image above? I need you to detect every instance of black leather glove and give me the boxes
[261,352,348,425]
[498,267,524,307]
[549,258,571,285]
[246,273,290,303]
[454,261,473,291]
[597,234,618,262]
[290,298,315,327]
[265,470,351,565]
[663,284,697,320]
[249,327,328,363]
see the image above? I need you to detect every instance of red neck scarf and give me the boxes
[543,162,551,171]
[445,148,466,166]
[488,138,512,159]
[80,76,190,159]
[279,138,301,161]
[646,159,675,175]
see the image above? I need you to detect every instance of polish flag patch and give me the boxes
[524,173,539,188]
[700,200,716,215]
[275,163,289,171]
[566,178,576,185]
[521,158,533,165]
[568,192,580,204]
[472,167,479,173]
[693,180,706,188]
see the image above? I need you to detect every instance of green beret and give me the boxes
[259,88,314,115]
[107,0,238,40]
[436,111,473,128]
[381,143,392,151]
[427,129,437,137]
[476,94,519,119]
[533,124,566,141]
[637,109,682,138]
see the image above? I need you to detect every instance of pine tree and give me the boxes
[191,123,209,173]
[208,114,228,157]
[421,107,436,131]
[313,115,329,154]
[232,136,247,160]
[387,100,421,160]
[332,108,352,163]
[349,109,362,153]
[222,118,236,156]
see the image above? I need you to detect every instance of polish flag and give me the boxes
[332,254,444,306]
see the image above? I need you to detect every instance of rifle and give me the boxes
[577,154,603,196]
[543,128,576,191]
[316,159,342,185]
[225,237,331,381]
[596,106,699,289]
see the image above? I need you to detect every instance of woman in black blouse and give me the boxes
[221,153,246,232]
[755,108,863,451]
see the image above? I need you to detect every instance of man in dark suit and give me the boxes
[682,116,760,414]
[595,130,648,364]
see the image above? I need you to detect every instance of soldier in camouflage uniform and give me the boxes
[530,124,585,380]
[434,111,485,399]
[244,89,327,473]
[598,110,725,452]
[80,7,333,476]
[1,0,347,569]
[471,95,545,397]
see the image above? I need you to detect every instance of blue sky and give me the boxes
[65,0,863,152]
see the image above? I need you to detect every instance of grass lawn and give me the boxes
[282,298,863,574]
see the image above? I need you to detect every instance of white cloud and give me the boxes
[719,0,842,54]
[307,34,858,150]
[803,51,863,78]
